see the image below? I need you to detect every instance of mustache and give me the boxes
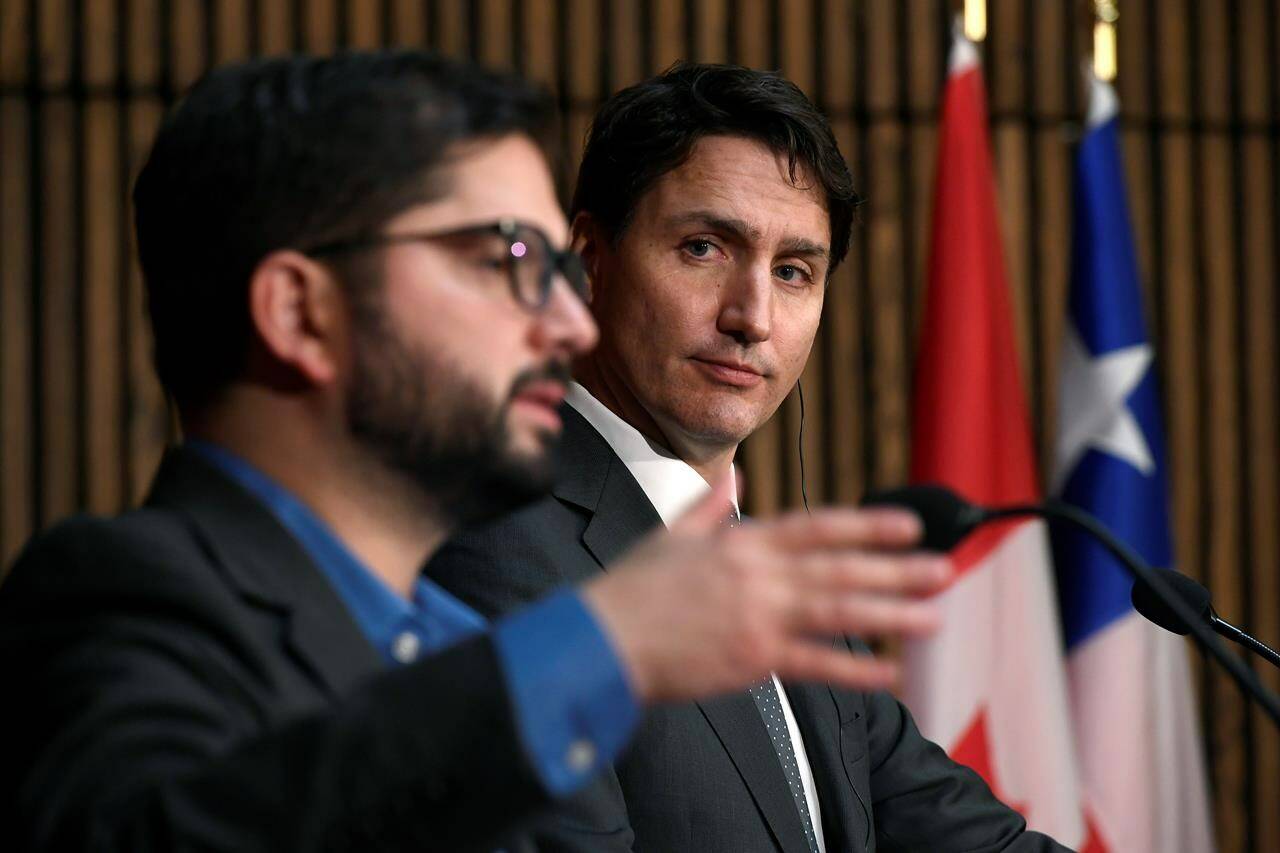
[508,360,573,398]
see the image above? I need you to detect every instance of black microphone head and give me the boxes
[860,483,985,552]
[1130,569,1212,636]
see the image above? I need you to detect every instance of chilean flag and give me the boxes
[904,30,1095,848]
[1050,72,1214,852]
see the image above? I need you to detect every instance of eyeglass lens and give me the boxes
[506,225,588,308]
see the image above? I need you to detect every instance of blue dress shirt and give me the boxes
[187,440,639,796]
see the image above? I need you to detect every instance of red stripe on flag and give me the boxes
[911,64,1040,576]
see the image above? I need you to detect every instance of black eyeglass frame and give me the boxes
[305,218,588,311]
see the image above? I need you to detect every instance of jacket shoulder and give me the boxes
[428,495,594,617]
[1,508,233,623]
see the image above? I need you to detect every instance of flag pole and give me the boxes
[1092,1,1119,82]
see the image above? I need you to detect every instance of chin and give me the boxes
[666,397,763,446]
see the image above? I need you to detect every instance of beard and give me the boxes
[345,299,568,529]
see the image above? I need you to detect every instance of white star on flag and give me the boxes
[1052,321,1155,494]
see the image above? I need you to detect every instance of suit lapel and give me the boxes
[698,693,817,853]
[580,454,663,568]
[786,679,871,853]
[146,448,383,697]
[552,406,662,568]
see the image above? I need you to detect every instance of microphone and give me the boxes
[857,484,988,551]
[1131,568,1280,668]
[861,483,1280,726]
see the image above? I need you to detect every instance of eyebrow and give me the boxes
[666,210,830,262]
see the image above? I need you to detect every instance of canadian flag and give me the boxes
[903,30,1099,850]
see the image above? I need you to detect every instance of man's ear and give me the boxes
[570,211,603,303]
[246,249,346,389]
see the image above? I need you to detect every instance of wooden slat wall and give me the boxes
[0,0,1276,847]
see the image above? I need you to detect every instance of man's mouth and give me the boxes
[690,356,766,388]
[510,380,568,431]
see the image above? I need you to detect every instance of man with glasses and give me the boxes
[0,52,950,852]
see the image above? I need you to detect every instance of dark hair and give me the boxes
[133,50,554,412]
[570,62,859,271]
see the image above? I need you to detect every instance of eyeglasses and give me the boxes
[306,219,588,311]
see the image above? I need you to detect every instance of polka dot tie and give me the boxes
[748,680,820,853]
[724,511,819,851]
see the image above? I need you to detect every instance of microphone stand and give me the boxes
[985,500,1280,726]
[1209,614,1280,669]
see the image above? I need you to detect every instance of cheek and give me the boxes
[600,263,709,361]
[386,281,531,397]
[778,299,823,368]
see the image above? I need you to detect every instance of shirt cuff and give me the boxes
[491,589,641,797]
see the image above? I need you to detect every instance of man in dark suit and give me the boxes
[0,52,955,852]
[428,64,1072,852]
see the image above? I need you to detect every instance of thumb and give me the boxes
[671,467,739,534]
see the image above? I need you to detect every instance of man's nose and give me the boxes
[717,263,773,344]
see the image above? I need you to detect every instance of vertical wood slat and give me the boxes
[649,0,685,71]
[1245,3,1280,846]
[0,1,29,85]
[1196,4,1247,848]
[1,96,32,568]
[863,0,907,489]
[692,0,727,64]
[38,0,79,528]
[608,0,644,88]
[257,0,293,55]
[84,0,123,515]
[170,0,208,87]
[821,0,862,508]
[387,0,426,50]
[125,0,167,505]
[992,0,1030,435]
[1240,133,1280,853]
[1202,133,1246,853]
[478,0,513,68]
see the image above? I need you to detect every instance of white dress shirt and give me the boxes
[566,382,827,852]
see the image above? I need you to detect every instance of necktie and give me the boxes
[723,512,821,852]
[748,680,821,853]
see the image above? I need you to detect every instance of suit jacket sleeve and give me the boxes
[0,517,551,853]
[429,505,639,852]
[852,637,1074,852]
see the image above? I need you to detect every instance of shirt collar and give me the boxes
[565,382,738,527]
[185,440,483,663]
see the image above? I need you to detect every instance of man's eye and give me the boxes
[684,239,714,258]
[775,264,811,284]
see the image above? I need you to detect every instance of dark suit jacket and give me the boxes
[428,407,1072,853]
[0,448,552,852]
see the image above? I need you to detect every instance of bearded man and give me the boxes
[0,53,951,853]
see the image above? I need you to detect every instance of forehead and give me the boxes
[384,133,568,244]
[634,135,830,246]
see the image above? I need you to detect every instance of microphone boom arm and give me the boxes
[987,500,1280,726]
[1210,615,1280,669]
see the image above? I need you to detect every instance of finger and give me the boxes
[670,467,739,534]
[774,641,900,691]
[765,507,924,552]
[797,552,952,596]
[789,593,941,638]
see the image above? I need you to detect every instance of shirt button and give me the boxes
[391,631,420,664]
[565,739,596,772]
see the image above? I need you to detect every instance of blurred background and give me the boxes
[0,0,1277,848]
